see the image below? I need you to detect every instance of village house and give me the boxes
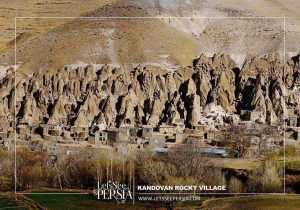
[158,121,186,134]
[142,125,153,138]
[206,130,216,142]
[45,142,87,157]
[17,124,37,136]
[165,135,176,144]
[96,130,108,143]
[240,110,261,121]
[0,126,11,150]
[37,124,65,141]
[17,132,28,142]
[43,133,63,141]
[146,136,166,148]
[172,119,185,132]
[88,130,108,145]
[192,124,208,132]
[106,127,129,143]
[184,124,211,144]
[115,143,143,154]
[143,122,210,148]
[30,140,45,152]
[174,133,188,144]
[90,123,107,135]
[47,145,62,155]
[158,123,177,134]
[71,126,89,141]
[186,135,206,146]
[121,126,139,137]
[148,132,188,148]
[39,124,55,135]
[288,115,299,127]
[88,136,95,144]
[238,121,254,129]
[49,126,63,136]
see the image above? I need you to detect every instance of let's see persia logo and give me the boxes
[93,181,133,203]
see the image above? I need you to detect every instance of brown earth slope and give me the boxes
[1,0,299,70]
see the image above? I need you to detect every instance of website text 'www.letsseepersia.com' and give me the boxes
[137,195,201,202]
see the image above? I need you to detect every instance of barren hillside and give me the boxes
[1,0,299,70]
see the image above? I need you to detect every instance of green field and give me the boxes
[5,193,299,210]
[286,159,300,169]
[26,193,148,210]
[0,195,30,210]
[199,195,300,210]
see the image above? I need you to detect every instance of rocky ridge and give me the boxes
[1,52,300,129]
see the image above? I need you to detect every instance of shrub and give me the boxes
[279,145,299,158]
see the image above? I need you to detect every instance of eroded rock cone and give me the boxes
[48,94,68,125]
[3,52,298,130]
[20,93,41,126]
[74,93,100,127]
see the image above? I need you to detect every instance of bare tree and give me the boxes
[223,126,251,158]
[136,145,217,209]
[0,148,13,190]
[16,147,45,190]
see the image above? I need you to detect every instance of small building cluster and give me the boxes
[10,110,295,160]
[0,119,13,150]
[15,116,229,159]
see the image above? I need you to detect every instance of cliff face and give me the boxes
[0,67,14,123]
[1,52,299,128]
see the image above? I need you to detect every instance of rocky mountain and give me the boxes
[1,0,289,76]
[0,52,296,129]
[0,1,299,130]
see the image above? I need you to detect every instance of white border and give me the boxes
[283,17,286,194]
[14,16,286,196]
